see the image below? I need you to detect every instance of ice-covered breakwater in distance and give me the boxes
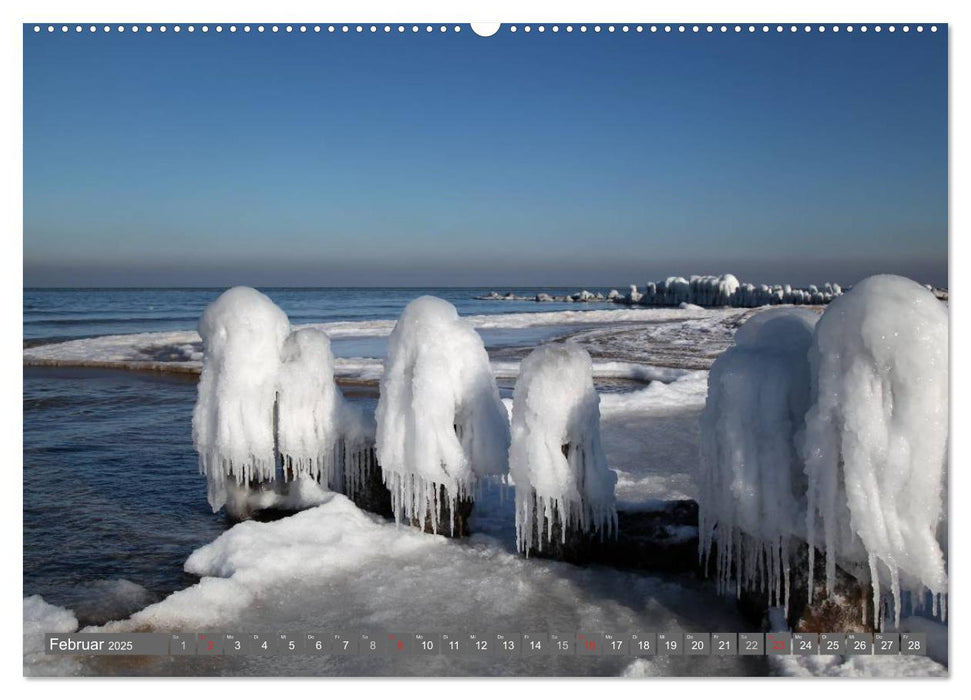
[480,274,843,307]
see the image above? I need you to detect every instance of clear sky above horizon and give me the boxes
[24,24,948,288]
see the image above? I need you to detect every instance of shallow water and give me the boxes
[23,367,224,621]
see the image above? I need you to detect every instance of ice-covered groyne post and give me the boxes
[375,296,510,536]
[801,275,948,628]
[698,308,819,615]
[193,288,388,520]
[509,343,618,558]
[275,328,386,512]
[192,286,291,513]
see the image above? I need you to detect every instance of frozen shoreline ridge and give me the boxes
[478,274,845,307]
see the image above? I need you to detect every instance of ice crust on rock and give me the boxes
[375,296,510,533]
[509,343,618,551]
[801,275,948,627]
[698,308,819,613]
[192,287,291,511]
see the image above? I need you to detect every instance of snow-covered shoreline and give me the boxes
[22,306,752,379]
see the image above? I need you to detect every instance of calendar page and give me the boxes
[20,7,949,682]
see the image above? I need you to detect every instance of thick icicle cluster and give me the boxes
[375,296,510,533]
[698,308,819,614]
[619,274,842,308]
[509,343,618,552]
[193,287,376,514]
[193,287,291,511]
[801,275,948,627]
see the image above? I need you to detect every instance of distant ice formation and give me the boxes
[509,343,617,552]
[478,273,844,308]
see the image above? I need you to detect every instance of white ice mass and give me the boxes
[801,275,948,627]
[375,296,511,533]
[192,287,291,511]
[509,343,618,551]
[698,307,819,613]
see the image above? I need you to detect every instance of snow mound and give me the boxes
[375,296,510,533]
[192,287,291,510]
[771,654,947,677]
[63,579,159,625]
[24,595,80,676]
[699,308,818,613]
[509,343,617,551]
[801,275,948,627]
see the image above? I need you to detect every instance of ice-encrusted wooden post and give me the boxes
[509,343,618,560]
[800,275,948,629]
[193,287,391,521]
[192,286,291,518]
[375,296,510,537]
[699,277,948,631]
[698,307,819,618]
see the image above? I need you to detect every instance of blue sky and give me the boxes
[23,25,947,287]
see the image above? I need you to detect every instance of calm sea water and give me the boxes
[22,287,617,624]
[23,287,617,343]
